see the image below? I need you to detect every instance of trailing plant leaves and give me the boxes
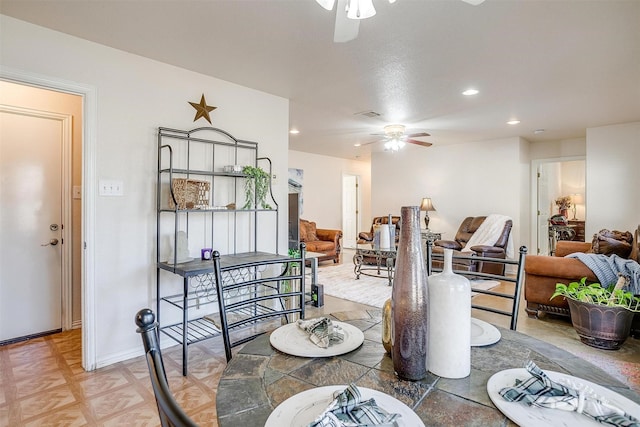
[242,166,272,209]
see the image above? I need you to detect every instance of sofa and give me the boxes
[299,219,342,263]
[524,240,596,318]
[432,215,513,275]
[525,228,640,337]
[357,216,401,244]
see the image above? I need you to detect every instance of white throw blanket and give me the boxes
[461,214,514,259]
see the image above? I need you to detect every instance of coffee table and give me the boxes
[353,243,396,286]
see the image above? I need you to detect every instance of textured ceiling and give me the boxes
[2,0,639,160]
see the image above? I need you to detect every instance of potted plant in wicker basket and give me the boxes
[551,276,640,350]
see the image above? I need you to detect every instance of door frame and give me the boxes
[530,155,586,256]
[1,67,98,371]
[0,104,72,332]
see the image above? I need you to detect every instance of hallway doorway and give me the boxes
[0,74,97,371]
[342,173,361,249]
[532,157,586,255]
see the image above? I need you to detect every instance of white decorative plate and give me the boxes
[269,321,364,357]
[265,385,425,427]
[487,368,640,426]
[471,317,501,346]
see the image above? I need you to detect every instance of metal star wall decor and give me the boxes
[189,94,216,124]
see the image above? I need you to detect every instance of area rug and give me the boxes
[317,255,500,309]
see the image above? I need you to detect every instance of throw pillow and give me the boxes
[299,219,309,242]
[306,221,319,242]
[592,229,633,258]
[630,228,639,263]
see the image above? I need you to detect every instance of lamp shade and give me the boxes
[571,193,584,205]
[420,198,435,212]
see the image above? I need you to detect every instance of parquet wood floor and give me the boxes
[0,328,229,426]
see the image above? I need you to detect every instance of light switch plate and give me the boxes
[99,179,124,196]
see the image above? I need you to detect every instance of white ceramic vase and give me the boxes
[427,248,471,378]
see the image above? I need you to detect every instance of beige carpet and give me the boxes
[317,256,499,309]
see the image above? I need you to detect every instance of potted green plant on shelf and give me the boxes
[242,165,272,209]
[280,248,302,324]
[551,276,640,350]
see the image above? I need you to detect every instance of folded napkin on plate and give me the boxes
[297,317,345,348]
[499,361,640,427]
[308,383,401,427]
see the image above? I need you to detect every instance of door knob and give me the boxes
[41,238,59,246]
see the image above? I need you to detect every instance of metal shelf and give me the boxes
[156,126,284,376]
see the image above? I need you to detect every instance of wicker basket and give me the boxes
[169,178,210,209]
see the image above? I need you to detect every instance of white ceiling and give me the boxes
[2,0,639,160]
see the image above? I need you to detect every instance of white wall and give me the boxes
[288,150,371,230]
[529,137,586,159]
[586,121,640,237]
[371,138,530,254]
[1,15,289,367]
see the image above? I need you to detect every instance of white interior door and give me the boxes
[537,164,551,255]
[342,174,360,249]
[0,109,65,342]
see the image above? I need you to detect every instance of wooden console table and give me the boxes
[568,219,586,241]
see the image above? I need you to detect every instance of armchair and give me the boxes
[432,215,513,275]
[299,219,342,263]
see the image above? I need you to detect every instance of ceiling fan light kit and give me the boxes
[316,0,396,18]
[384,139,405,152]
[346,0,376,20]
[363,123,433,152]
[316,0,397,42]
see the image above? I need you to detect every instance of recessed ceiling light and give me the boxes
[354,143,362,147]
[507,120,520,125]
[462,89,479,96]
[289,129,300,134]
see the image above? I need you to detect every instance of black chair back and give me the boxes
[426,242,527,330]
[135,308,198,427]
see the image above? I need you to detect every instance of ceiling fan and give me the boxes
[363,124,432,152]
[316,0,486,43]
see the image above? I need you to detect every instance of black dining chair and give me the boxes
[426,242,527,330]
[135,308,198,427]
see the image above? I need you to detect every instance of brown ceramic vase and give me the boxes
[391,206,429,381]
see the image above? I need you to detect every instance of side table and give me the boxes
[421,230,442,243]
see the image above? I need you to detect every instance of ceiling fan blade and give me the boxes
[361,139,382,146]
[406,132,430,138]
[461,0,485,5]
[334,0,359,42]
[407,139,433,147]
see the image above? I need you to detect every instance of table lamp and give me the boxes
[571,193,584,220]
[420,197,436,230]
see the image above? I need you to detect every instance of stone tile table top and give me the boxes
[216,309,640,426]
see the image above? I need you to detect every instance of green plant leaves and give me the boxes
[242,165,272,209]
[551,277,640,311]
